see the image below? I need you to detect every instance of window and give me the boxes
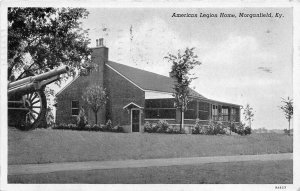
[185,109,196,119]
[185,101,197,119]
[198,102,209,120]
[71,100,79,116]
[222,107,229,121]
[212,105,218,121]
[145,99,176,119]
[230,108,238,122]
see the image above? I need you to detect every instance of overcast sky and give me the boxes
[81,7,293,130]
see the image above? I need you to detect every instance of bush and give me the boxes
[192,118,210,134]
[231,122,251,136]
[206,120,226,135]
[104,119,113,131]
[156,120,169,133]
[91,124,102,131]
[283,129,290,135]
[144,121,153,133]
[76,107,88,129]
[144,122,159,133]
[112,125,123,132]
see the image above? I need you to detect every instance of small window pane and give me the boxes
[159,109,176,118]
[145,109,159,118]
[72,109,79,116]
[161,99,174,108]
[199,102,209,111]
[71,101,79,116]
[184,109,196,119]
[145,100,160,108]
[198,111,209,120]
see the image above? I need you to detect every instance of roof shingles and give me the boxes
[106,61,208,100]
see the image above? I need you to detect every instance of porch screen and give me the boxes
[145,99,176,119]
[222,108,229,121]
[231,108,238,122]
[184,101,197,119]
[198,101,209,120]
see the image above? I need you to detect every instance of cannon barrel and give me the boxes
[8,66,69,89]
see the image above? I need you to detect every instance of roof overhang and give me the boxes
[123,102,144,110]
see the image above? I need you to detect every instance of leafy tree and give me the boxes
[279,97,293,135]
[243,104,254,130]
[8,7,91,81]
[82,85,108,124]
[165,48,201,131]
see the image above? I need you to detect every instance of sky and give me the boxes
[78,7,293,130]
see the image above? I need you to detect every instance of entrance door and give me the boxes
[131,109,140,132]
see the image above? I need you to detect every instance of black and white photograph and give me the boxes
[0,1,299,191]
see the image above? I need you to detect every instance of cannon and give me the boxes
[8,66,69,130]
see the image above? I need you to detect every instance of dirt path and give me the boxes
[8,153,292,176]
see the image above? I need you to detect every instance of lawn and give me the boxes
[8,127,293,165]
[8,160,292,184]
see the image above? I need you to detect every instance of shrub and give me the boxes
[91,124,102,131]
[76,107,88,129]
[104,119,113,131]
[206,120,226,135]
[85,124,91,130]
[156,120,169,133]
[68,123,77,130]
[283,128,290,135]
[244,126,251,135]
[144,121,153,133]
[192,118,209,134]
[112,125,123,132]
[231,122,251,135]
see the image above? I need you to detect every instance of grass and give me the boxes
[8,160,292,184]
[8,127,293,165]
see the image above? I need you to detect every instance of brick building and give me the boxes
[55,39,241,133]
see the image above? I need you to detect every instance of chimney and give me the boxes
[99,38,104,47]
[92,38,108,62]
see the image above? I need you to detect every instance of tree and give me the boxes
[82,85,108,124]
[279,97,293,136]
[8,8,91,81]
[243,104,254,130]
[165,48,201,131]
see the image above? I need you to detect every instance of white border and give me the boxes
[1,2,299,191]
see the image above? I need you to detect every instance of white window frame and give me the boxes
[71,100,80,116]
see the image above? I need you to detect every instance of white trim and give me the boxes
[145,90,173,99]
[144,118,200,121]
[55,75,80,96]
[123,102,143,109]
[106,64,144,91]
[131,108,141,133]
[144,90,173,95]
[145,118,175,120]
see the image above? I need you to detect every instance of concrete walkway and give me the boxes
[8,153,292,176]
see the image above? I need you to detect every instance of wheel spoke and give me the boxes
[31,100,40,105]
[31,109,39,115]
[30,93,38,102]
[30,112,36,121]
[32,106,41,108]
[29,93,34,101]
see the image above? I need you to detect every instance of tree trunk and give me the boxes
[181,111,184,133]
[95,112,98,125]
[249,119,251,130]
[288,119,290,136]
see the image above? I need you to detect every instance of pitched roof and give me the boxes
[106,61,208,100]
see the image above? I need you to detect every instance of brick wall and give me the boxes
[104,65,145,127]
[55,47,107,125]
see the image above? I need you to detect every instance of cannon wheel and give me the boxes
[14,90,47,131]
